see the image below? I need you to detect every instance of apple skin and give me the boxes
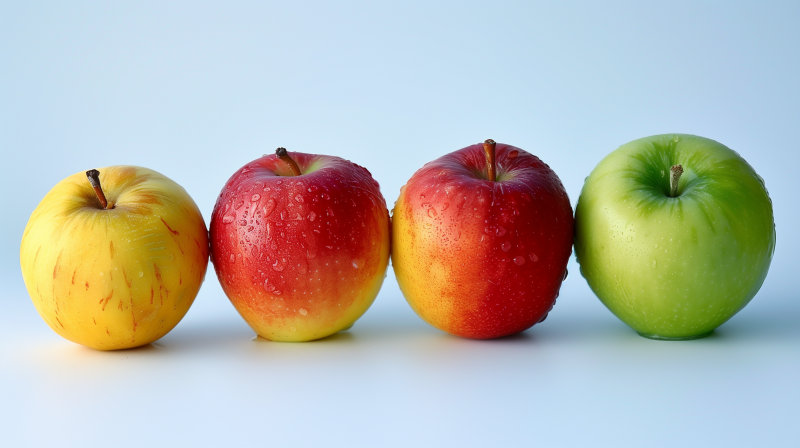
[209,151,390,342]
[20,166,210,350]
[574,134,776,340]
[392,142,573,339]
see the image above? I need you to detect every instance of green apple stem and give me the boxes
[483,139,497,182]
[85,169,111,209]
[669,165,684,197]
[276,147,302,176]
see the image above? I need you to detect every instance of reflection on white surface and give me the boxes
[3,266,798,447]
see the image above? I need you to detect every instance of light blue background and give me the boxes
[1,1,797,447]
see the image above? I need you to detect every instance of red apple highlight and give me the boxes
[392,140,573,339]
[210,149,390,341]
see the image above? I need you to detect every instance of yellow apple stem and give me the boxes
[276,147,302,176]
[85,169,111,209]
[483,139,497,182]
[670,164,684,197]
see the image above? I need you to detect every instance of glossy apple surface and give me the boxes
[20,166,209,350]
[574,134,775,340]
[210,151,390,342]
[392,142,573,339]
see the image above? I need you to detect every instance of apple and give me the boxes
[209,148,390,342]
[392,140,574,339]
[574,134,776,340]
[20,166,209,350]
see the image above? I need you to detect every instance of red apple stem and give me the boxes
[85,169,111,209]
[483,139,497,182]
[276,147,302,176]
[670,165,684,197]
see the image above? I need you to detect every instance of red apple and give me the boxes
[210,148,390,341]
[392,140,573,339]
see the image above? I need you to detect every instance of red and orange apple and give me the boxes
[210,148,390,341]
[392,140,573,339]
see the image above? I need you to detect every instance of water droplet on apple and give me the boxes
[513,256,525,266]
[239,219,247,226]
[299,308,308,316]
[297,261,308,274]
[306,247,317,259]
[273,260,285,271]
[235,201,244,210]
[508,150,519,159]
[222,215,235,224]
[264,279,276,292]
[308,211,317,221]
[453,230,461,241]
[263,198,276,217]
[229,254,235,262]
[273,290,282,296]
[496,226,507,237]
[652,260,657,268]
[529,253,539,262]
[138,271,144,277]
[673,135,680,143]
[251,194,261,202]
[563,269,569,280]
[327,207,335,217]
[295,194,304,203]
[308,185,318,192]
[428,208,438,219]
[538,313,548,323]
[321,193,330,200]
[501,242,511,252]
[420,194,425,200]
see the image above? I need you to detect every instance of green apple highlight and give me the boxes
[574,134,775,340]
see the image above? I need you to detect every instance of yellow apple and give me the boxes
[20,166,209,350]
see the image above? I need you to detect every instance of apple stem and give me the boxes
[669,165,684,197]
[483,139,497,182]
[276,147,302,176]
[86,169,111,209]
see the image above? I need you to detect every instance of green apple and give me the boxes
[574,134,775,340]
